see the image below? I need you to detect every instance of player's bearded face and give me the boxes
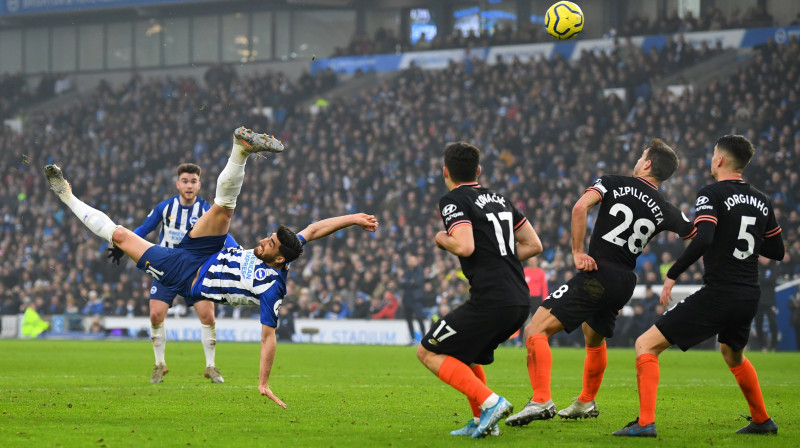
[255,234,281,263]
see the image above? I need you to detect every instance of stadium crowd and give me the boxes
[1,30,799,347]
[618,4,775,37]
[333,21,547,57]
[335,4,785,58]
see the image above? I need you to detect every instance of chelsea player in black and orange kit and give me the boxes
[416,142,544,438]
[506,139,696,426]
[615,135,785,437]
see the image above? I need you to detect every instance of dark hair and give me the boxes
[444,142,480,184]
[176,163,202,177]
[277,225,303,263]
[715,134,754,171]
[645,138,679,181]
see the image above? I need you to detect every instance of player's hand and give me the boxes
[258,384,286,408]
[660,278,676,306]
[573,252,597,271]
[354,213,379,232]
[107,246,125,265]
[434,231,447,250]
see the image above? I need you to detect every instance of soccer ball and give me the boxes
[544,1,584,40]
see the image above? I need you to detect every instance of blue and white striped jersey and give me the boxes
[192,247,291,327]
[135,195,210,248]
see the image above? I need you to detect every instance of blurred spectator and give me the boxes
[755,257,779,351]
[398,254,426,343]
[371,292,398,319]
[351,292,371,319]
[789,289,800,350]
[82,290,104,316]
[276,306,295,341]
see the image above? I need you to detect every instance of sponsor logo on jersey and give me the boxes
[241,251,257,280]
[427,338,439,346]
[443,211,464,224]
[190,216,199,225]
[442,204,458,216]
[254,268,268,281]
[696,196,709,206]
[151,286,157,294]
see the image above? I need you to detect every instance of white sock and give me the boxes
[480,394,499,410]
[151,323,166,365]
[213,145,249,209]
[473,417,480,424]
[61,194,120,245]
[201,324,217,367]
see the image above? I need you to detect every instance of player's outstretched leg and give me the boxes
[45,164,120,244]
[214,127,283,211]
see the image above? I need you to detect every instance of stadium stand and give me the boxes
[1,28,798,347]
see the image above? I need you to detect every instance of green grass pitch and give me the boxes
[1,339,799,447]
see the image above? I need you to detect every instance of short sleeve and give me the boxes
[585,175,612,201]
[439,197,471,235]
[693,186,718,226]
[259,287,283,327]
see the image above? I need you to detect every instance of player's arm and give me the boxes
[571,191,601,271]
[258,324,286,408]
[515,221,543,261]
[298,213,378,243]
[435,224,474,257]
[760,234,785,260]
[759,213,784,260]
[661,220,716,304]
[134,202,167,238]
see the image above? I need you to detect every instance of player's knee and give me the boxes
[111,226,128,247]
[720,344,743,367]
[150,311,166,325]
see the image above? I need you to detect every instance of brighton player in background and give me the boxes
[506,139,696,426]
[615,135,785,437]
[46,127,378,406]
[416,142,544,438]
[108,163,235,384]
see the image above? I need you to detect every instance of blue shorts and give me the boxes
[137,234,227,299]
[148,278,204,308]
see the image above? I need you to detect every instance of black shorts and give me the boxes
[540,266,637,338]
[656,284,759,352]
[420,300,528,365]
